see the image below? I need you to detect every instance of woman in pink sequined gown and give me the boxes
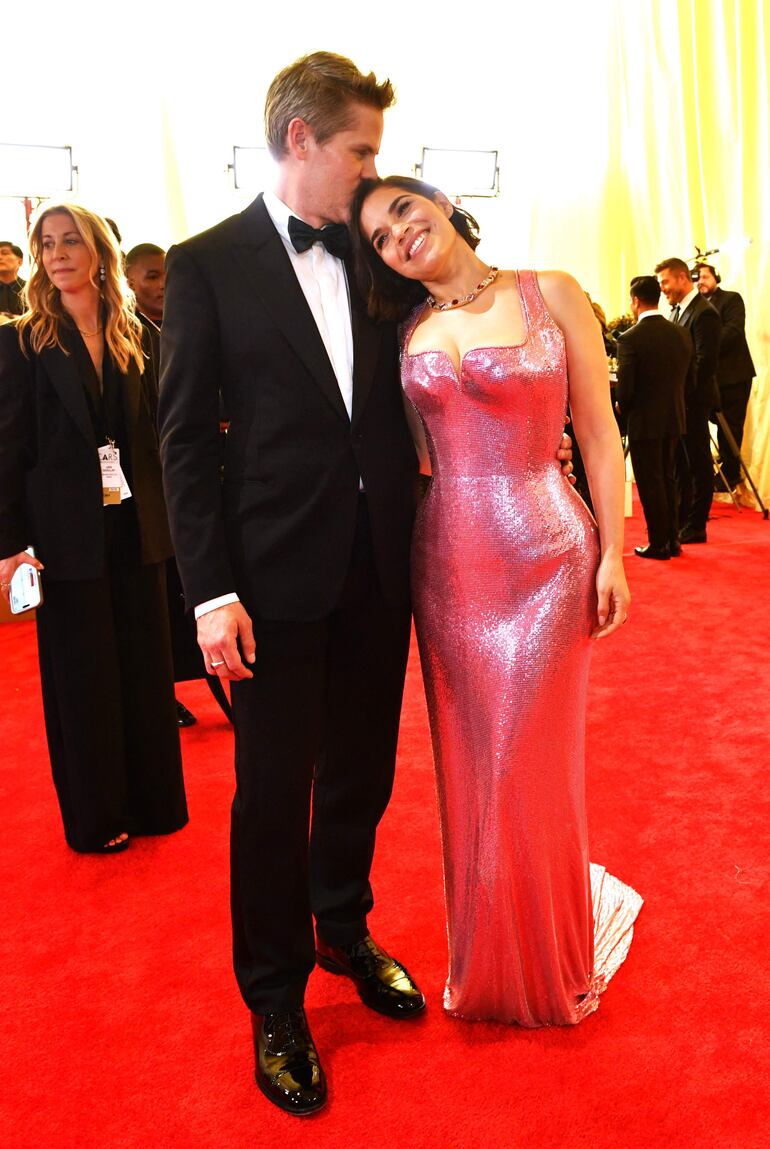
[352,176,641,1027]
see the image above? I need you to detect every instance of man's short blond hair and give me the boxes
[264,52,395,160]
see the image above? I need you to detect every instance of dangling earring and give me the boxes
[99,263,106,283]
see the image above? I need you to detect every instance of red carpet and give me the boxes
[1,497,768,1149]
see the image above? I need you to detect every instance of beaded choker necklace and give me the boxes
[427,266,499,312]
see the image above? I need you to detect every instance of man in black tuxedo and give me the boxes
[697,263,756,489]
[655,257,721,543]
[158,53,424,1117]
[616,276,693,560]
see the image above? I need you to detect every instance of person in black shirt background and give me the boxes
[0,240,25,316]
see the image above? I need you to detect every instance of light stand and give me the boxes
[710,419,768,518]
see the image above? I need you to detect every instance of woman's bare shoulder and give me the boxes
[534,270,594,329]
[535,269,584,302]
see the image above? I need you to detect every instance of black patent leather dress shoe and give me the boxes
[253,1008,326,1116]
[175,700,197,727]
[634,543,670,560]
[316,934,426,1019]
[679,527,707,544]
[669,541,682,557]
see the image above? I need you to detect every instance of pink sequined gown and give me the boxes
[402,270,642,1026]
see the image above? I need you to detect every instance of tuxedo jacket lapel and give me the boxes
[679,298,699,329]
[347,255,382,427]
[233,196,350,423]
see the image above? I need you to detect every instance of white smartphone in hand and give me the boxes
[9,549,43,614]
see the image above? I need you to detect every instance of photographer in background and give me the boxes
[697,263,755,491]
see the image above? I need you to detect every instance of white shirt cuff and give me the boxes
[194,592,240,619]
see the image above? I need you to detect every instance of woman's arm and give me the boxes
[538,270,630,639]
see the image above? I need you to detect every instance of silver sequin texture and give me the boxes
[402,270,642,1026]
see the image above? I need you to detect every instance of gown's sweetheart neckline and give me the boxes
[404,271,531,380]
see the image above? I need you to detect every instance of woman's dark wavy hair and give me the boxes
[350,176,481,323]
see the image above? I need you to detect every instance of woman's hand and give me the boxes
[591,552,630,640]
[558,429,576,484]
[0,551,44,604]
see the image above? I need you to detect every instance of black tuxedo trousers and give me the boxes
[230,496,411,1011]
[630,437,680,549]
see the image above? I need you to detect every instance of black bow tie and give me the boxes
[288,216,351,259]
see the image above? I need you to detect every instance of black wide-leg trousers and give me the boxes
[35,562,188,852]
[230,497,413,1014]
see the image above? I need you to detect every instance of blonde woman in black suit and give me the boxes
[0,204,187,854]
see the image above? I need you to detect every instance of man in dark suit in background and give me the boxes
[617,276,693,560]
[696,263,755,490]
[655,257,721,544]
[126,243,165,331]
[127,241,231,728]
[0,241,25,316]
[126,245,163,390]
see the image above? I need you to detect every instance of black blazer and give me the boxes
[616,314,692,441]
[677,294,721,411]
[158,194,418,620]
[0,323,173,578]
[706,288,755,385]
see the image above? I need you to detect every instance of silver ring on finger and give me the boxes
[210,659,225,668]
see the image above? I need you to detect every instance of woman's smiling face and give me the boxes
[360,185,456,281]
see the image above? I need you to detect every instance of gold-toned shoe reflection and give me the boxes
[316,934,426,1018]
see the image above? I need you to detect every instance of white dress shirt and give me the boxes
[195,191,356,619]
[672,286,699,321]
[262,191,354,419]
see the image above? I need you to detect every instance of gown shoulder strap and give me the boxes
[515,269,559,332]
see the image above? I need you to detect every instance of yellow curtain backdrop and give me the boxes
[474,0,769,505]
[2,0,767,502]
[602,0,769,505]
